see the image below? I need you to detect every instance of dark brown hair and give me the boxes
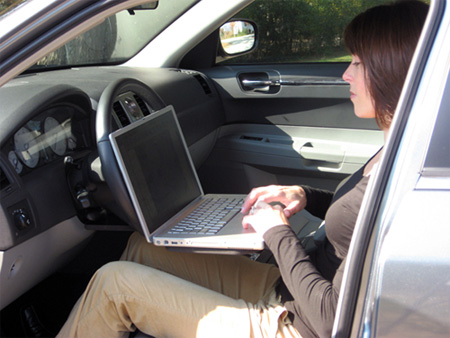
[344,0,429,128]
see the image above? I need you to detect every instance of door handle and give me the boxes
[238,71,281,93]
[241,79,347,88]
[299,143,344,163]
[241,79,281,88]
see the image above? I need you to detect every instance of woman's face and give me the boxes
[342,55,376,119]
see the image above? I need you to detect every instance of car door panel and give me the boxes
[200,63,383,194]
[206,63,378,128]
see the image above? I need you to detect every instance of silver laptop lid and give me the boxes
[109,105,204,242]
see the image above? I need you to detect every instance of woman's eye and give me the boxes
[352,61,361,66]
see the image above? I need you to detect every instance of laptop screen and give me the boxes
[110,105,203,236]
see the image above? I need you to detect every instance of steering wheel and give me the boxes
[96,78,165,229]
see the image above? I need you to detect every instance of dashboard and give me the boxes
[0,66,224,310]
[0,85,95,249]
[0,66,223,243]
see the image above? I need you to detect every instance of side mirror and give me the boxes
[218,20,257,58]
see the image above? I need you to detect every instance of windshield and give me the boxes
[19,0,198,70]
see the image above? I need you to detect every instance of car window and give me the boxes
[220,0,401,64]
[423,74,450,174]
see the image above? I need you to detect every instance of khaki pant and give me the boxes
[57,232,301,338]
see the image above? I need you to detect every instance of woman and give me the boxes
[57,1,428,337]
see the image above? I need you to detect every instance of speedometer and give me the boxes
[44,116,67,156]
[14,127,40,168]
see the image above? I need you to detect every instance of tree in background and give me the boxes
[0,0,25,16]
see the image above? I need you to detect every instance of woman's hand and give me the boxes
[241,185,307,218]
[242,201,289,236]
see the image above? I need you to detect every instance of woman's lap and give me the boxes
[58,261,256,338]
[120,232,281,303]
[57,233,300,338]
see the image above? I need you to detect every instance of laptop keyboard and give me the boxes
[168,198,244,235]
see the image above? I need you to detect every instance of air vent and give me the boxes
[1,168,11,191]
[193,74,212,95]
[133,94,151,116]
[113,101,130,127]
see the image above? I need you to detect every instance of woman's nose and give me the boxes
[342,66,352,83]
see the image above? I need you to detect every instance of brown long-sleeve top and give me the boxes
[264,165,369,338]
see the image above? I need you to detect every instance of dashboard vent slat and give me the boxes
[133,95,151,116]
[1,168,11,191]
[194,74,212,95]
[113,101,130,127]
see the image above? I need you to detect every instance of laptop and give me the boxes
[109,105,264,253]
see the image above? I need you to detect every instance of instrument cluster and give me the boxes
[5,104,91,175]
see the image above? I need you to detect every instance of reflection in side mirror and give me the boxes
[219,20,256,55]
